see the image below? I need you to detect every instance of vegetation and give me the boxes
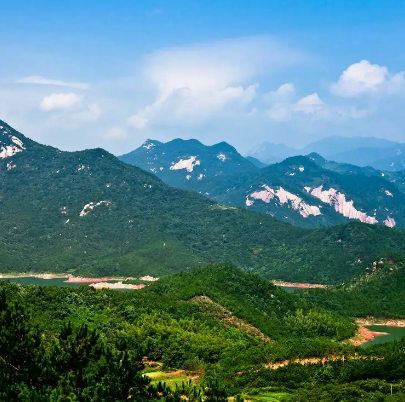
[2,119,405,283]
[299,256,405,317]
[3,263,405,401]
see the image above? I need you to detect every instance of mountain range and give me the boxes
[120,138,405,229]
[2,118,405,283]
[248,136,405,171]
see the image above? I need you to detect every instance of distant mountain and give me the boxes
[388,170,405,193]
[246,156,268,168]
[121,139,405,229]
[372,148,405,171]
[329,144,405,170]
[248,136,401,167]
[247,142,297,164]
[119,138,258,190]
[2,118,405,283]
[302,136,398,158]
[307,152,382,177]
[204,155,405,229]
[308,152,405,192]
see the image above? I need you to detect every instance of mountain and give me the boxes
[308,152,405,192]
[246,156,268,168]
[302,136,398,158]
[329,144,405,170]
[306,152,381,177]
[247,142,297,164]
[2,119,405,283]
[119,138,258,190]
[202,155,405,229]
[119,138,405,229]
[388,170,405,193]
[248,136,399,164]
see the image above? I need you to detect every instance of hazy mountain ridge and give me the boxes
[249,136,405,171]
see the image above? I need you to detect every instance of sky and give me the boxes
[1,0,405,154]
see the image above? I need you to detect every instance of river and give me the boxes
[362,325,405,348]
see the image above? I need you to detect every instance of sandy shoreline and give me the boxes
[90,281,147,290]
[350,318,405,346]
[273,280,327,289]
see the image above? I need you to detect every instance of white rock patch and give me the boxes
[217,153,227,162]
[6,162,16,170]
[170,156,201,172]
[80,201,111,217]
[299,167,305,172]
[307,185,378,224]
[143,142,155,150]
[384,217,396,228]
[385,190,394,197]
[197,173,204,180]
[0,145,22,159]
[247,185,321,218]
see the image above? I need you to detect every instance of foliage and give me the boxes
[2,119,405,283]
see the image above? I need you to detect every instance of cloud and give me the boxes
[128,36,306,129]
[265,85,327,121]
[294,93,324,114]
[330,60,405,97]
[39,93,82,111]
[18,76,89,89]
[76,103,101,120]
[105,127,128,139]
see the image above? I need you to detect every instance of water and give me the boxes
[362,325,405,348]
[0,277,119,288]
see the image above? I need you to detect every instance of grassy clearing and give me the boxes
[143,370,200,388]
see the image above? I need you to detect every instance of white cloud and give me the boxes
[18,76,89,89]
[128,114,148,129]
[294,93,324,114]
[76,103,101,120]
[331,60,405,97]
[105,127,128,139]
[266,86,326,121]
[128,36,305,129]
[39,93,82,111]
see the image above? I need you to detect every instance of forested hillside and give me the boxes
[2,264,405,401]
[300,256,405,317]
[2,119,405,283]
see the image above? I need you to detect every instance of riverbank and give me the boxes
[273,280,327,289]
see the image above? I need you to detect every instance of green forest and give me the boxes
[2,263,405,401]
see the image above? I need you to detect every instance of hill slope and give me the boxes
[205,155,405,229]
[302,256,405,318]
[1,119,405,283]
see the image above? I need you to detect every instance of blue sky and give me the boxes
[1,0,405,154]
